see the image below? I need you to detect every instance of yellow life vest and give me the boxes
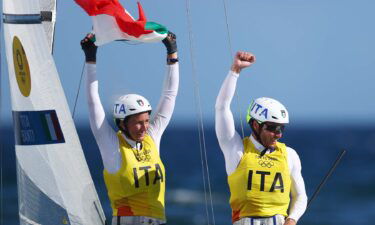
[228,137,291,222]
[103,132,166,220]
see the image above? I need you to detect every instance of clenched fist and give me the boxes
[231,51,255,73]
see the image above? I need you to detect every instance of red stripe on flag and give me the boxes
[50,112,64,141]
[75,0,153,37]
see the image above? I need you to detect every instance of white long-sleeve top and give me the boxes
[215,71,307,222]
[85,63,179,174]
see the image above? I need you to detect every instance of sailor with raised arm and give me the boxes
[215,52,307,225]
[80,32,179,225]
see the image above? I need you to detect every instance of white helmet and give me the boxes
[246,97,289,124]
[113,94,152,120]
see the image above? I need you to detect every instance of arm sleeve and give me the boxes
[148,63,179,150]
[85,63,122,173]
[287,147,308,222]
[215,71,244,175]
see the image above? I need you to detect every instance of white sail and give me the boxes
[2,0,106,224]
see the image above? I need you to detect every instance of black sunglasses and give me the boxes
[263,123,285,134]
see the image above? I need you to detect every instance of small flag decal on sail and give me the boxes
[13,110,65,145]
[40,111,64,142]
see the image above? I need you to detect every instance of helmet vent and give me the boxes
[272,116,278,119]
[129,108,136,111]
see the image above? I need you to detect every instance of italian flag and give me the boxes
[75,0,168,46]
[40,111,64,142]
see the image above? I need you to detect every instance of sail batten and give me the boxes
[3,12,53,24]
[3,0,105,224]
[3,14,42,24]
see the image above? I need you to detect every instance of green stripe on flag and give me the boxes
[40,114,52,141]
[45,114,58,141]
[145,22,168,34]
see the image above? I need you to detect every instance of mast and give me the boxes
[0,7,4,224]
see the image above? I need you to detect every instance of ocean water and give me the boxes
[1,123,375,225]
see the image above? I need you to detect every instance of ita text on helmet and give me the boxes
[246,97,289,124]
[113,94,152,120]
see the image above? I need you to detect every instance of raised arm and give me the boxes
[148,32,179,149]
[215,52,256,175]
[81,34,121,173]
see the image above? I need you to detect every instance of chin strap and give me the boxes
[251,120,267,149]
[251,120,275,156]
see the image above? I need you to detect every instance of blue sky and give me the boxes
[1,0,375,127]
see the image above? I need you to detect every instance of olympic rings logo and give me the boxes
[258,160,274,168]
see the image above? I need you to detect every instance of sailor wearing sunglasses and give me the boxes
[215,52,307,225]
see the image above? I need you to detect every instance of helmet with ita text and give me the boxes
[246,97,289,124]
[113,94,152,120]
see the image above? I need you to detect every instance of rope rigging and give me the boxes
[184,0,216,224]
[0,17,4,225]
[183,0,249,224]
[221,0,246,139]
[72,41,142,120]
[72,62,85,119]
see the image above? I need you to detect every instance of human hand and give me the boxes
[284,218,296,225]
[231,51,255,73]
[80,33,97,63]
[162,31,177,55]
